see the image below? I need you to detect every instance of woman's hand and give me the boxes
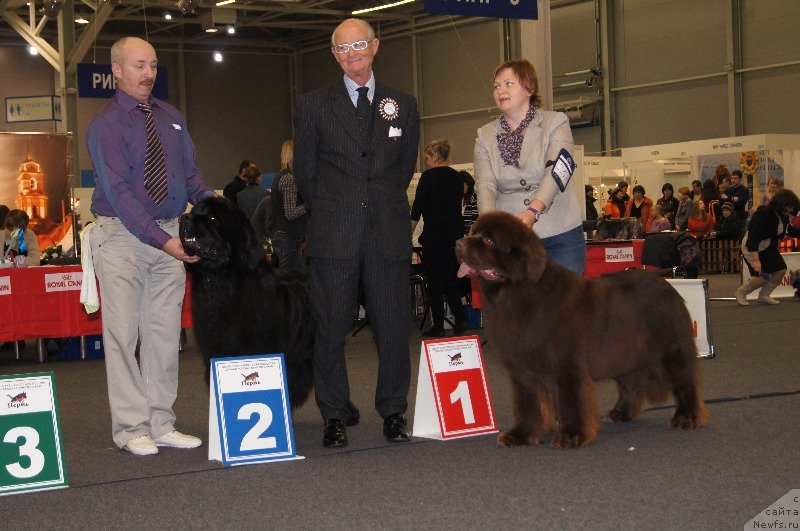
[518,209,536,229]
[518,199,546,229]
[750,253,761,274]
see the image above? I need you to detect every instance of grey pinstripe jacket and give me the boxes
[293,80,420,260]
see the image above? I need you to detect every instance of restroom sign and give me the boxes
[0,372,68,496]
[412,336,497,440]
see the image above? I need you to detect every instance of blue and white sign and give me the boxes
[77,63,169,99]
[423,0,538,20]
[5,96,61,123]
[208,354,301,466]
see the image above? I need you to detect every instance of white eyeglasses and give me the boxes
[332,39,373,54]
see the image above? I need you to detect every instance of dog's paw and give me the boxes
[552,431,593,449]
[669,412,706,429]
[497,428,540,447]
[606,409,631,423]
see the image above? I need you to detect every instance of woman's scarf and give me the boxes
[496,107,536,168]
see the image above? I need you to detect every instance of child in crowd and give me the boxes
[649,204,672,233]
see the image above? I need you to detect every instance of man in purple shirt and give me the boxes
[86,36,214,456]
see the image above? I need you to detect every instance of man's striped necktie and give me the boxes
[137,102,168,205]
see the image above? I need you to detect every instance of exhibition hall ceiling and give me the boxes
[0,0,444,53]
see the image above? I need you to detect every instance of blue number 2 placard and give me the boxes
[210,354,300,466]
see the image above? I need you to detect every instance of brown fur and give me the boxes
[455,211,707,449]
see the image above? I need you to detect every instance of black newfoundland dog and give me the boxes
[179,196,314,410]
[455,211,707,449]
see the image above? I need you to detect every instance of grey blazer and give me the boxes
[473,109,581,239]
[294,80,420,260]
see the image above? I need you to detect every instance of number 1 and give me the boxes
[450,380,475,424]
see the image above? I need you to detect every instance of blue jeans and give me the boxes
[271,231,304,271]
[540,225,586,276]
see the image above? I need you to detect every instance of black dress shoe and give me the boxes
[383,413,411,443]
[421,326,445,338]
[322,419,348,448]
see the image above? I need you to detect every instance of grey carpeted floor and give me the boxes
[1,273,798,529]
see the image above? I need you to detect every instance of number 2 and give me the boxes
[4,426,46,479]
[238,403,277,451]
[450,380,476,424]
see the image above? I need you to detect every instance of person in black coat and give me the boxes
[585,185,598,221]
[707,202,744,240]
[411,139,467,338]
[656,183,679,228]
[735,189,800,305]
[727,170,750,220]
[222,159,252,206]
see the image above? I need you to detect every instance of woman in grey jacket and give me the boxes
[474,59,584,274]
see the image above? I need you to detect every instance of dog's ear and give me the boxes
[523,232,547,283]
[242,230,265,270]
[502,231,546,284]
[230,215,265,270]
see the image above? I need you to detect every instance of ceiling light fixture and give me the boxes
[215,0,235,5]
[176,0,198,15]
[104,0,124,6]
[28,45,39,55]
[75,16,90,24]
[352,0,415,15]
[163,11,173,20]
[213,52,223,62]
[227,26,235,34]
[205,27,218,33]
[39,0,65,18]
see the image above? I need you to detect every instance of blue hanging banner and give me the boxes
[423,0,538,20]
[77,63,169,99]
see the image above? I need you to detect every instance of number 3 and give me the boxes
[4,426,46,479]
[238,403,277,451]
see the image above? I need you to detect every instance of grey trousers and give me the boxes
[90,216,185,448]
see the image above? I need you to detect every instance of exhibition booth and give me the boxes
[583,134,800,280]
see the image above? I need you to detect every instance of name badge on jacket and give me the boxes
[389,126,402,138]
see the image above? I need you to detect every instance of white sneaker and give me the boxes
[153,430,202,449]
[124,435,158,456]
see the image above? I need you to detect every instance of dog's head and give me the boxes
[455,211,547,284]
[179,196,264,271]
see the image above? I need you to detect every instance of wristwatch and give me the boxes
[527,206,541,221]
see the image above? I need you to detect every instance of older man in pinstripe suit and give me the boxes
[294,18,420,448]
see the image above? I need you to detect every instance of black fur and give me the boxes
[179,196,313,410]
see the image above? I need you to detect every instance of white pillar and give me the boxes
[518,0,552,110]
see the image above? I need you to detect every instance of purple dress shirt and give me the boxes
[87,90,213,249]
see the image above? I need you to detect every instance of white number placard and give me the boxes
[412,336,498,440]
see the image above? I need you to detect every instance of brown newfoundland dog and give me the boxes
[455,211,707,449]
